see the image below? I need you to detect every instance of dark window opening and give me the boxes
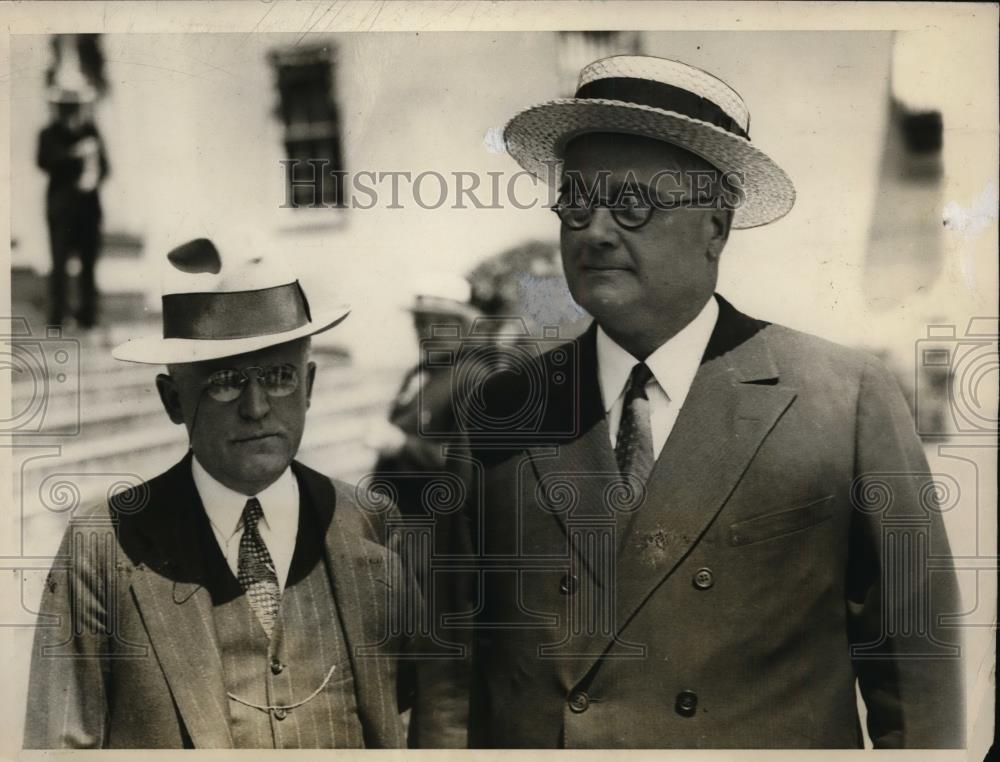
[269,45,345,208]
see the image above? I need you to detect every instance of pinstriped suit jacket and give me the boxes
[23,453,416,748]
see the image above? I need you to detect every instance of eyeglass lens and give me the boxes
[205,364,300,402]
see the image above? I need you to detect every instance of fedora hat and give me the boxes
[112,236,350,364]
[503,55,795,228]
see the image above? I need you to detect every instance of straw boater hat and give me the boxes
[112,235,350,365]
[503,55,795,228]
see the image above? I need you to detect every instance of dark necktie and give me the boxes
[614,362,656,485]
[237,497,280,638]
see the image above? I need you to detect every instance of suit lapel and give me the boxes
[125,453,233,748]
[538,299,798,686]
[611,322,796,634]
[296,463,399,747]
[526,325,622,580]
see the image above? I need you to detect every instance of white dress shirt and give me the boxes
[191,456,299,592]
[597,296,719,457]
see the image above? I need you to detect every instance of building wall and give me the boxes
[11,31,997,371]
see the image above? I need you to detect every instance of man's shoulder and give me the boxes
[765,321,872,368]
[63,459,182,527]
[294,459,398,547]
[758,319,902,400]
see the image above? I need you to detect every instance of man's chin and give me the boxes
[574,287,636,322]
[227,449,293,488]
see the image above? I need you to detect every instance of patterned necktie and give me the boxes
[237,497,280,638]
[614,362,656,484]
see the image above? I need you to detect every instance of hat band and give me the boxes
[575,77,749,139]
[162,282,311,340]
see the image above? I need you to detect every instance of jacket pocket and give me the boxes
[728,495,836,546]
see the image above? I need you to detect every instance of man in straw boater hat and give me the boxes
[24,234,426,748]
[454,56,963,748]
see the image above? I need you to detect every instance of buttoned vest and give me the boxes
[201,492,365,748]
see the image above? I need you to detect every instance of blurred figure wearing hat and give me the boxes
[365,272,479,748]
[458,56,962,748]
[367,272,479,508]
[37,47,109,329]
[24,235,423,749]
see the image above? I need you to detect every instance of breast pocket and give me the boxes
[728,495,836,546]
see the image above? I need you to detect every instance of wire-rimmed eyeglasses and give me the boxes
[202,364,300,403]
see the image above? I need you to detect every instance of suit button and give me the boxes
[675,690,698,717]
[559,574,578,595]
[693,568,714,590]
[273,707,287,721]
[568,691,590,713]
[270,659,284,675]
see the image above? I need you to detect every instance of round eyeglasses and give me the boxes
[203,364,300,403]
[551,193,712,231]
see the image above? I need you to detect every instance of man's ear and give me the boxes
[705,208,733,261]
[156,373,186,425]
[305,361,317,409]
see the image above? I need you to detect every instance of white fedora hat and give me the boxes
[112,235,350,365]
[504,55,795,229]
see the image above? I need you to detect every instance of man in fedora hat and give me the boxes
[454,56,963,748]
[24,234,423,748]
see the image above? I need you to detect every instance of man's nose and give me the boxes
[238,376,271,420]
[580,207,620,249]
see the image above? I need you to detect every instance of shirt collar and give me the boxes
[596,296,719,413]
[191,455,298,541]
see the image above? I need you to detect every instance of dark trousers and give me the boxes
[46,204,101,328]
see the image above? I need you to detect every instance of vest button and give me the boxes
[693,568,714,590]
[568,690,589,713]
[273,707,287,721]
[270,659,284,675]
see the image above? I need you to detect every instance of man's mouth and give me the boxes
[581,264,632,272]
[233,433,279,444]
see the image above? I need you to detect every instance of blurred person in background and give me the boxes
[24,235,425,749]
[365,272,480,747]
[37,62,109,330]
[367,272,480,515]
[453,55,964,749]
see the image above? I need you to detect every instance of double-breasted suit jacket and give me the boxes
[24,454,418,748]
[463,295,963,748]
